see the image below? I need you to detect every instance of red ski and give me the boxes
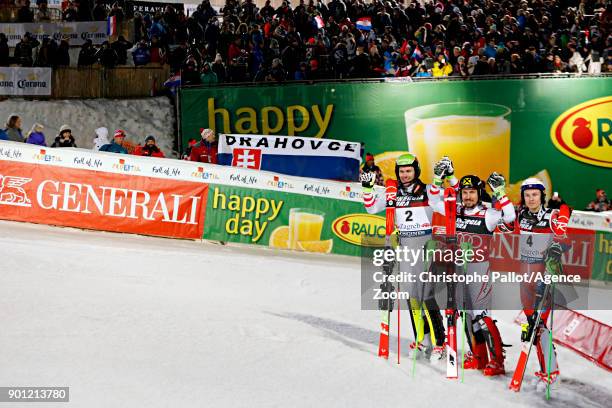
[444,187,458,379]
[378,179,397,359]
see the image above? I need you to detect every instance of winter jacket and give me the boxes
[93,127,109,151]
[132,46,151,66]
[189,139,218,163]
[25,131,46,146]
[133,144,165,158]
[5,127,23,142]
[51,135,77,148]
[99,141,128,154]
[200,63,218,85]
[0,129,7,140]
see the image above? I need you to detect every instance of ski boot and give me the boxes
[483,360,505,376]
[463,343,488,370]
[408,342,432,360]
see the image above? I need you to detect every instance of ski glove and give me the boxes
[433,160,447,187]
[360,172,375,192]
[440,156,454,177]
[487,172,506,198]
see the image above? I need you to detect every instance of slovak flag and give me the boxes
[107,16,117,36]
[314,15,324,29]
[356,17,372,31]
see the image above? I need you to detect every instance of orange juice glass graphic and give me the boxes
[404,103,511,183]
[288,208,325,249]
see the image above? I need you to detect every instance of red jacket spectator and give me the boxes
[133,135,165,158]
[189,128,218,163]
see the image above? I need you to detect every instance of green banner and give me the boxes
[592,232,612,282]
[181,78,611,207]
[203,185,386,256]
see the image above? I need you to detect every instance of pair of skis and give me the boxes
[377,179,398,359]
[509,204,569,393]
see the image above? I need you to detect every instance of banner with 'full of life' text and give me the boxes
[0,160,207,239]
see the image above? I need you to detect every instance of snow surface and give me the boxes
[0,98,176,156]
[0,220,610,408]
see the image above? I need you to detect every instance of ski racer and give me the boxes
[361,153,452,359]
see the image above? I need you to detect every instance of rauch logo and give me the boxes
[332,214,385,246]
[550,96,612,168]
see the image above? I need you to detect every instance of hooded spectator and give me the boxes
[189,128,218,163]
[93,127,109,151]
[134,136,165,158]
[200,62,219,85]
[99,129,129,154]
[4,115,24,142]
[78,40,97,67]
[25,123,46,146]
[52,125,77,148]
[96,41,119,68]
[112,36,134,65]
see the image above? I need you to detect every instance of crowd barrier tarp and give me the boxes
[218,133,361,181]
[0,67,51,96]
[180,78,612,207]
[515,309,612,372]
[0,21,108,47]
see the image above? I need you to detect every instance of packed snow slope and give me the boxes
[0,220,610,408]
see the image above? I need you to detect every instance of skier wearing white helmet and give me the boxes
[513,177,570,390]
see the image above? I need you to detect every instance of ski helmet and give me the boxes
[520,177,546,205]
[459,175,484,203]
[395,153,420,180]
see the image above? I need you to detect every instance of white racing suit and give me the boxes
[453,197,515,373]
[364,180,446,354]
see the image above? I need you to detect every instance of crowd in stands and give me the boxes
[2,0,611,82]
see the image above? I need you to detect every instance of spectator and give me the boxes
[415,65,431,77]
[112,36,133,65]
[0,128,8,141]
[62,1,78,21]
[149,36,167,65]
[211,54,227,83]
[182,138,197,160]
[0,34,9,67]
[350,46,371,78]
[200,62,218,85]
[586,189,610,212]
[35,1,52,22]
[17,0,34,23]
[134,136,165,158]
[189,128,218,163]
[432,54,452,77]
[52,125,77,148]
[182,58,202,86]
[4,115,24,142]
[132,41,151,66]
[97,41,119,68]
[99,129,128,154]
[25,123,46,146]
[360,153,384,187]
[78,40,97,67]
[92,0,109,21]
[75,0,93,21]
[35,38,56,67]
[454,56,469,78]
[585,50,602,74]
[14,33,40,67]
[92,127,109,151]
[56,37,71,67]
[267,58,287,82]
